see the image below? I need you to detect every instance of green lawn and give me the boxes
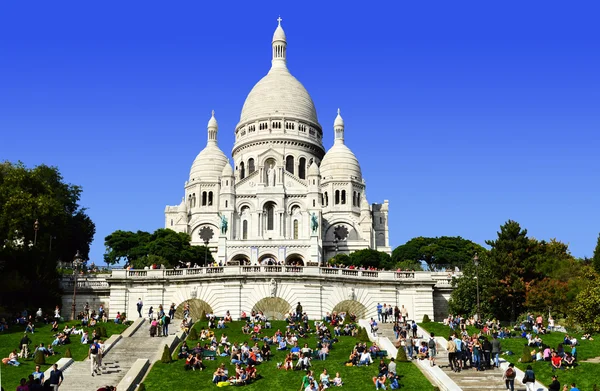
[143,320,434,390]
[420,322,600,390]
[0,319,129,389]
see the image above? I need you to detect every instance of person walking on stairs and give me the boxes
[428,333,437,367]
[503,363,516,391]
[89,339,101,376]
[446,335,457,372]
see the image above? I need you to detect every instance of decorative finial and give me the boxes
[277,16,282,26]
[211,109,215,117]
[337,108,340,115]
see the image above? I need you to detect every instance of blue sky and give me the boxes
[1,1,599,263]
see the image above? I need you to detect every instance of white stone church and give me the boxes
[165,19,390,266]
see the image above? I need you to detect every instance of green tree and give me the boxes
[569,268,600,332]
[593,233,600,274]
[348,249,393,270]
[0,161,95,311]
[392,236,486,271]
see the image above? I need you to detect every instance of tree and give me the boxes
[348,249,393,270]
[392,236,486,271]
[104,228,214,268]
[161,344,173,363]
[593,233,600,274]
[34,350,46,365]
[0,161,95,311]
[569,268,600,332]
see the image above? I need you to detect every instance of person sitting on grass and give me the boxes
[332,372,343,386]
[551,352,563,371]
[246,364,258,381]
[359,350,373,366]
[319,343,329,361]
[373,374,387,390]
[378,359,388,377]
[212,364,228,383]
[261,342,272,361]
[320,368,330,387]
[563,353,576,369]
[389,374,400,390]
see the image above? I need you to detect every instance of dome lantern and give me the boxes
[334,108,344,144]
[189,111,228,181]
[272,16,287,70]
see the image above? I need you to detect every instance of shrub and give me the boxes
[161,345,172,364]
[396,345,409,362]
[422,314,431,323]
[34,350,46,365]
[187,327,198,341]
[64,348,72,358]
[356,327,370,342]
[521,346,532,363]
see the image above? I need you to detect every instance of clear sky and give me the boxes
[1,1,599,263]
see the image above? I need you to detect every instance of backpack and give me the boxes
[428,339,436,349]
[164,316,170,325]
[505,367,515,378]
[90,343,98,355]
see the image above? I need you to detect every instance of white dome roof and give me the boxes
[239,67,318,125]
[320,143,362,181]
[221,161,234,176]
[308,160,320,176]
[189,144,228,181]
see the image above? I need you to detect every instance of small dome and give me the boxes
[221,161,234,177]
[308,161,320,176]
[334,108,344,128]
[320,143,362,181]
[189,145,228,181]
[178,198,187,212]
[208,110,218,129]
[273,18,286,42]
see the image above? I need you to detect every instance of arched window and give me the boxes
[242,220,248,240]
[208,192,213,206]
[202,191,207,206]
[324,192,328,206]
[352,191,356,206]
[265,202,275,231]
[188,195,192,208]
[357,192,361,207]
[293,220,299,239]
[313,199,316,207]
[248,158,255,174]
[341,190,346,204]
[225,200,228,208]
[298,157,306,179]
[192,193,196,208]
[286,156,294,174]
[239,162,245,180]
[335,190,340,205]
[170,219,173,226]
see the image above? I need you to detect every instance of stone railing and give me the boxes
[107,266,427,281]
[60,277,110,290]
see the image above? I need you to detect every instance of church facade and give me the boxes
[164,19,390,266]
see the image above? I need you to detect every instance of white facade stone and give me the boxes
[164,19,391,265]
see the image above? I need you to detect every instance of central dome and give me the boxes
[239,67,319,125]
[237,19,319,128]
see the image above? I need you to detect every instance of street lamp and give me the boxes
[33,219,39,245]
[473,252,481,323]
[71,250,84,320]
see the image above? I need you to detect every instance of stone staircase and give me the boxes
[377,323,527,391]
[59,319,170,390]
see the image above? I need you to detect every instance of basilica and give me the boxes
[165,19,390,266]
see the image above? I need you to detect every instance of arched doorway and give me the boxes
[259,254,278,265]
[252,297,291,320]
[332,300,367,319]
[173,299,214,321]
[285,254,305,266]
[228,254,250,265]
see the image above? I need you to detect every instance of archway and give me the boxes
[259,254,278,265]
[252,297,291,320]
[332,300,367,319]
[285,254,305,266]
[174,299,214,321]
[228,254,250,265]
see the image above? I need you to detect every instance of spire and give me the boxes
[207,110,218,144]
[334,108,344,144]
[271,16,287,70]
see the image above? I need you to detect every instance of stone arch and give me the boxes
[252,297,291,320]
[258,253,278,265]
[228,253,250,265]
[287,201,304,214]
[174,299,214,321]
[285,253,305,266]
[332,300,368,319]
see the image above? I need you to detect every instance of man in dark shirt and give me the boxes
[548,375,560,391]
[20,334,31,358]
[49,363,64,390]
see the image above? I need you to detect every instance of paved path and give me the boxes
[377,323,528,391]
[59,319,171,390]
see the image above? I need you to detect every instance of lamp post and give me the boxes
[71,250,84,320]
[473,253,481,322]
[33,219,39,245]
[204,239,209,267]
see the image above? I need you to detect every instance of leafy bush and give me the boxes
[187,327,198,341]
[422,314,431,323]
[34,350,46,365]
[356,327,370,342]
[396,345,409,362]
[521,346,532,363]
[64,347,72,358]
[161,344,172,363]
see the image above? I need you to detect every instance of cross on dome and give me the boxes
[277,16,282,25]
